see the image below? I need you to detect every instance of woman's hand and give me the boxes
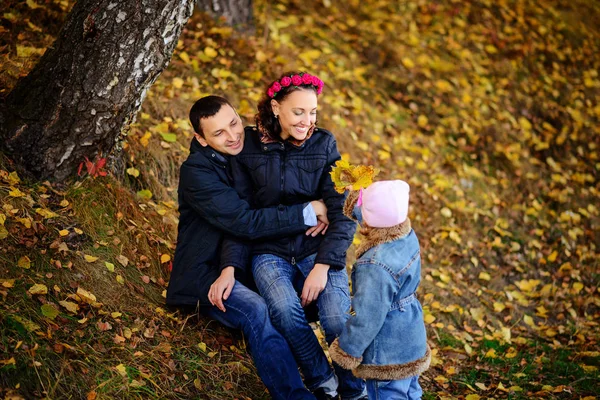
[306,200,329,237]
[301,263,330,307]
[208,267,235,312]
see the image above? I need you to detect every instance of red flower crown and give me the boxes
[267,73,324,98]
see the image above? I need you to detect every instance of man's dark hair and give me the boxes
[189,96,234,138]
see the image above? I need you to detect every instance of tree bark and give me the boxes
[0,0,195,181]
[196,0,253,28]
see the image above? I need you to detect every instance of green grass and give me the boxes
[436,330,464,349]
[444,339,600,399]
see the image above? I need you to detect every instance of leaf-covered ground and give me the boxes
[1,0,599,399]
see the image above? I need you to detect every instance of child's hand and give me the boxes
[301,263,330,307]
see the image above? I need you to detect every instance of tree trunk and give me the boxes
[196,0,253,28]
[0,0,195,181]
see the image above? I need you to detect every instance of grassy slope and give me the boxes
[1,0,599,398]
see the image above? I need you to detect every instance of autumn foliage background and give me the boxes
[1,0,599,399]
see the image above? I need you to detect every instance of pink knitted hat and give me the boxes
[357,180,410,228]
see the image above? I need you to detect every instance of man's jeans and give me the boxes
[253,253,366,400]
[203,281,315,400]
[366,376,423,400]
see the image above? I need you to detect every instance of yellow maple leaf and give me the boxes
[330,160,380,194]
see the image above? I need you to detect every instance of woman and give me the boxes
[220,72,366,400]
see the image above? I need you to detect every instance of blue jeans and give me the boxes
[252,253,366,400]
[366,376,423,400]
[202,280,315,400]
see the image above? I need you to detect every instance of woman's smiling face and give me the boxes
[271,89,318,141]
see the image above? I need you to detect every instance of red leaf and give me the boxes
[97,320,113,331]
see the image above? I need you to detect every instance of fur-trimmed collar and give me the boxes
[356,218,412,258]
[343,190,360,222]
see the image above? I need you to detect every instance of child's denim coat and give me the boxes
[330,191,431,380]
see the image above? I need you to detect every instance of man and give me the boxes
[167,96,329,399]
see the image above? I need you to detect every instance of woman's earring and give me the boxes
[274,113,279,119]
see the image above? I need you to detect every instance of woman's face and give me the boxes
[271,89,317,141]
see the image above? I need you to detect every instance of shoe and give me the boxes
[313,388,340,400]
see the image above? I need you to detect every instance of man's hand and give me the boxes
[301,263,330,307]
[306,220,329,237]
[307,200,329,237]
[208,267,235,312]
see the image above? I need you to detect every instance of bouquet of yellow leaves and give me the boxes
[330,160,380,194]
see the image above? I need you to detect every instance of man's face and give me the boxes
[195,104,245,156]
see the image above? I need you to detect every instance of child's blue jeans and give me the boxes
[252,253,366,400]
[366,376,423,400]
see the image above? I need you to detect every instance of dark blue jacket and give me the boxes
[166,139,310,307]
[221,127,355,270]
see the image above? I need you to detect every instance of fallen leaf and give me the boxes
[41,304,59,319]
[117,255,129,267]
[11,315,41,332]
[18,256,31,269]
[115,363,127,377]
[126,167,140,178]
[59,300,79,313]
[77,287,97,304]
[97,321,113,331]
[84,254,99,263]
[136,189,153,200]
[28,284,48,295]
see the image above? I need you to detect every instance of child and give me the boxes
[329,180,431,399]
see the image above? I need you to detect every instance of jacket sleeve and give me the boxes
[314,136,356,269]
[180,161,308,241]
[336,262,396,359]
[219,236,250,273]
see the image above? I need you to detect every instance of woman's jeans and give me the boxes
[366,376,423,400]
[202,281,315,400]
[253,253,366,400]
